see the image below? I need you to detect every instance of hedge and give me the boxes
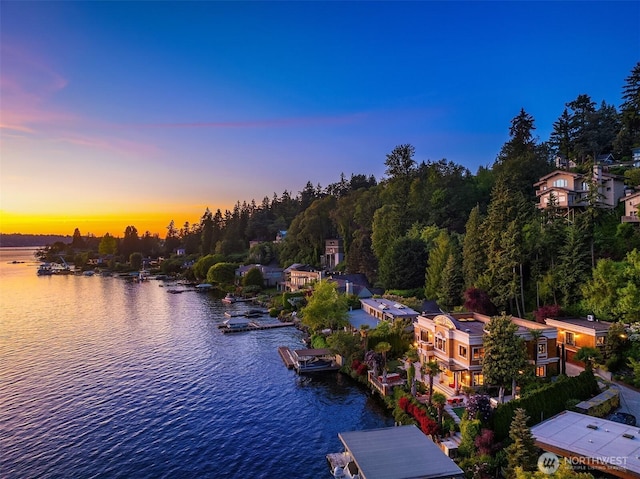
[491,370,599,441]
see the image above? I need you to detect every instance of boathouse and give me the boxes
[328,425,464,479]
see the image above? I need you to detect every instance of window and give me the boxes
[472,347,484,361]
[553,179,568,187]
[473,372,484,386]
[596,336,605,346]
[459,345,468,359]
[558,195,566,202]
[420,330,430,342]
[536,365,546,377]
[565,331,575,346]
[435,335,446,353]
[537,341,547,357]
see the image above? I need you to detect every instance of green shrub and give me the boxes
[491,370,598,441]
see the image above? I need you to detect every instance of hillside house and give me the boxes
[535,165,626,214]
[621,189,640,224]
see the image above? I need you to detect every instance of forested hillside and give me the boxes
[43,62,640,321]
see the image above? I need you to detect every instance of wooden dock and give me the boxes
[278,346,296,369]
[219,321,295,334]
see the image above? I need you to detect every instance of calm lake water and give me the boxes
[0,248,393,479]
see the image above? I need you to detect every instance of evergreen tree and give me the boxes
[462,205,485,289]
[614,61,640,158]
[492,109,551,199]
[506,408,538,476]
[566,94,597,164]
[379,236,428,290]
[549,108,573,163]
[556,224,591,307]
[482,314,527,403]
[424,230,453,300]
[437,252,463,311]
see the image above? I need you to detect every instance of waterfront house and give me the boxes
[414,312,559,391]
[282,264,323,292]
[235,263,284,288]
[328,425,464,479]
[360,298,419,323]
[543,316,611,365]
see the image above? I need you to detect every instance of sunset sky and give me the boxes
[1,1,638,237]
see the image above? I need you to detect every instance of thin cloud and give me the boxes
[134,112,368,129]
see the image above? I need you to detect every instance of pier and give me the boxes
[278,346,296,369]
[278,346,340,373]
[218,321,295,334]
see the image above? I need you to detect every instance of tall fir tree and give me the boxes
[462,205,485,289]
[506,408,538,476]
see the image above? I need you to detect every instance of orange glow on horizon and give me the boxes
[0,209,217,237]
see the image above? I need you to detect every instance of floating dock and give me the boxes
[218,321,295,334]
[278,346,296,369]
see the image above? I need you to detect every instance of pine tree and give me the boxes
[614,61,640,158]
[462,205,485,289]
[424,230,453,300]
[437,252,463,311]
[506,408,538,476]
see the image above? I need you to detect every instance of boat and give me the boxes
[195,283,213,291]
[37,263,54,275]
[244,309,266,318]
[224,311,244,318]
[221,293,236,304]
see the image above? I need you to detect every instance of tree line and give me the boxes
[49,62,640,320]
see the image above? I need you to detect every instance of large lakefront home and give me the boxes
[414,312,559,391]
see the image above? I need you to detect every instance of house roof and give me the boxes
[348,308,381,330]
[544,317,612,333]
[531,410,640,477]
[338,425,464,479]
[535,170,582,185]
[361,298,419,318]
[621,191,640,202]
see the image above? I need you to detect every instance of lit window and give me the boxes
[596,336,605,346]
[472,347,484,361]
[459,345,468,359]
[536,365,546,377]
[473,372,484,386]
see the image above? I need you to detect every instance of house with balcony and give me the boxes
[543,316,612,365]
[535,165,626,215]
[621,189,640,224]
[414,312,559,392]
[282,264,323,292]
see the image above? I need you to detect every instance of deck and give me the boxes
[218,321,295,334]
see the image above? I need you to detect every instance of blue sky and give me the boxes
[1,1,639,235]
